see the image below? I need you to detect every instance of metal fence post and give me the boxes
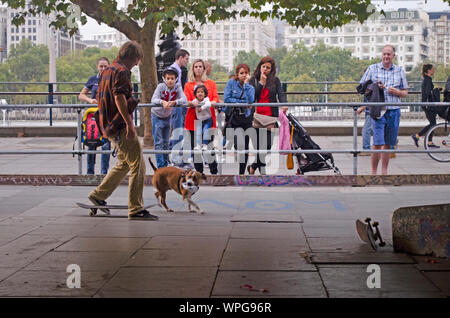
[217,111,223,175]
[353,106,358,175]
[48,83,53,126]
[77,108,82,175]
[133,83,139,126]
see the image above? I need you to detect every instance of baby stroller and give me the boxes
[287,114,341,175]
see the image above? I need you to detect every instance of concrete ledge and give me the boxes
[0,174,449,187]
[393,203,450,258]
[0,126,425,137]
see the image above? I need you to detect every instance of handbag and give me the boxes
[286,124,294,170]
[252,113,277,129]
[252,77,277,129]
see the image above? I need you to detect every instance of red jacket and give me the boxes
[184,80,219,131]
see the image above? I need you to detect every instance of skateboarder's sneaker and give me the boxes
[129,209,159,221]
[88,195,110,215]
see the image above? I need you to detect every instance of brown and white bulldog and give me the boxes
[148,158,207,214]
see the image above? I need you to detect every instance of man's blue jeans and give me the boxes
[152,113,171,168]
[362,112,372,150]
[169,107,187,165]
[87,140,111,175]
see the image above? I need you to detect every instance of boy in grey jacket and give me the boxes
[151,68,187,168]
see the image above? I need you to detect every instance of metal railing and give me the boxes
[0,81,447,125]
[0,102,449,176]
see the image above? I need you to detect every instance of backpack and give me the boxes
[81,107,104,148]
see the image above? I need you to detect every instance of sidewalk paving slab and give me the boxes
[318,265,445,298]
[311,251,415,264]
[421,272,450,297]
[125,248,224,267]
[0,270,112,297]
[212,271,327,298]
[0,234,74,269]
[141,236,228,250]
[97,267,217,298]
[230,223,305,240]
[307,237,376,253]
[54,237,148,252]
[412,256,450,272]
[23,251,133,273]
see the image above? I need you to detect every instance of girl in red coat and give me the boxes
[184,59,220,174]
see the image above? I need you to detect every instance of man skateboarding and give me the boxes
[87,41,158,221]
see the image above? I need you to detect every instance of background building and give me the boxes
[0,6,7,62]
[87,30,129,49]
[6,4,86,58]
[284,8,436,72]
[428,11,450,66]
[176,18,275,70]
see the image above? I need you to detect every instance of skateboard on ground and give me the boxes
[76,202,158,217]
[356,217,386,251]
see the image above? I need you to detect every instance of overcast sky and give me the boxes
[79,0,450,40]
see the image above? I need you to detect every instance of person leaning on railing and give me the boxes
[184,58,220,174]
[247,56,288,175]
[78,57,111,175]
[223,63,255,175]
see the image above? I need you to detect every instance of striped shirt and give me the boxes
[360,62,408,110]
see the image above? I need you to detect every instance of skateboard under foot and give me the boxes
[76,202,158,217]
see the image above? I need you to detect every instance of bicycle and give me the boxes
[424,108,450,162]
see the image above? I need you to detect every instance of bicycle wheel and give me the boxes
[424,122,450,162]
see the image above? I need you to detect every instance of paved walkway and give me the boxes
[0,185,449,297]
[0,136,449,175]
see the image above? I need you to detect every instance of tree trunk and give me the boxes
[139,20,158,148]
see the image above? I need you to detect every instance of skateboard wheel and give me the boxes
[89,208,97,216]
[373,221,379,226]
[365,217,371,223]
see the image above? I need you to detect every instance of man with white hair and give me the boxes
[359,45,408,175]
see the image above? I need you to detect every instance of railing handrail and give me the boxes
[1,102,449,109]
[0,81,446,85]
[0,149,449,155]
[0,90,427,95]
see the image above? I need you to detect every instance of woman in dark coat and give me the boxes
[248,56,287,175]
[411,64,440,148]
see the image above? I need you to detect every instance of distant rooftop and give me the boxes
[427,11,450,19]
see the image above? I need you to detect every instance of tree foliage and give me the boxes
[232,49,264,74]
[0,39,119,103]
[407,63,450,88]
[6,39,49,82]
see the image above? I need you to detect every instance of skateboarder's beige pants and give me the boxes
[89,129,145,216]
